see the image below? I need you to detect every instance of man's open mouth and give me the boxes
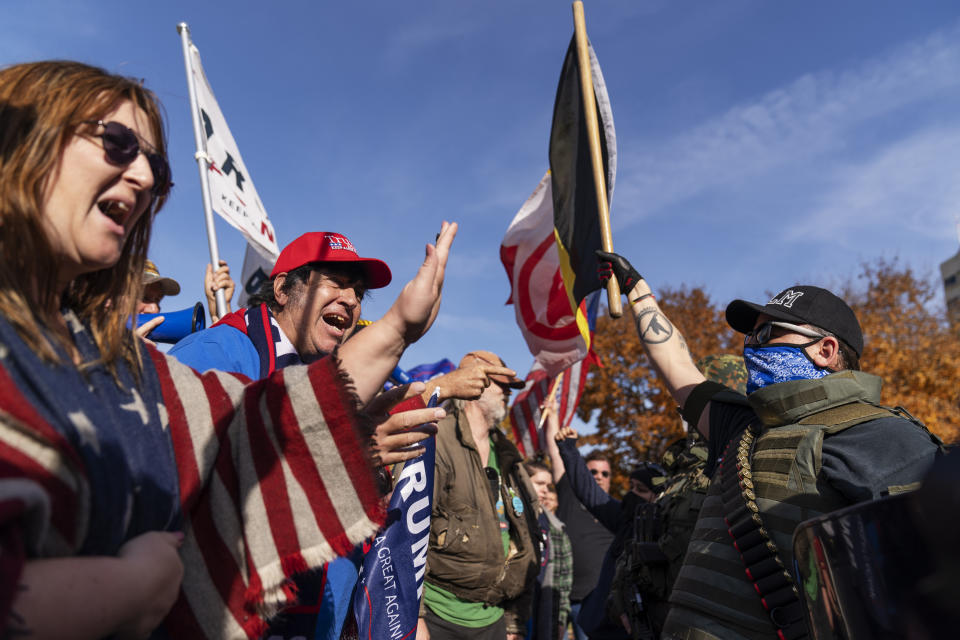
[323,313,350,331]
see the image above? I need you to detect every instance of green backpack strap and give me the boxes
[798,399,946,448]
[797,401,893,433]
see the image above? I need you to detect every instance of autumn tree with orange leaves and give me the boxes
[576,286,740,495]
[577,260,959,496]
[842,259,960,444]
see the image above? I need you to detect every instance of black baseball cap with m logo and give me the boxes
[725,285,863,356]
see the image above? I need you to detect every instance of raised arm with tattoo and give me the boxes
[596,250,711,439]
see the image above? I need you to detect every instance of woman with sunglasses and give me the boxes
[0,61,456,639]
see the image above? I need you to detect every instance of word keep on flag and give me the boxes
[187,42,280,262]
[501,31,616,456]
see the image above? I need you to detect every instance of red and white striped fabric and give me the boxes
[508,356,594,458]
[156,350,383,638]
[0,347,384,640]
[502,172,601,457]
[500,172,592,378]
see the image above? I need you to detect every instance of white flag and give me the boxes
[236,242,275,309]
[188,43,279,260]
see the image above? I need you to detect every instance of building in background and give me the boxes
[941,247,960,327]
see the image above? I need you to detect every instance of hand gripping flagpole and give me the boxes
[177,22,227,320]
[571,2,622,318]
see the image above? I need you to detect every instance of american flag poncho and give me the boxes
[0,312,385,639]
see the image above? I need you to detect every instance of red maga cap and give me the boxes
[269,232,392,289]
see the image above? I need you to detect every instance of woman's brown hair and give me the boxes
[0,60,169,373]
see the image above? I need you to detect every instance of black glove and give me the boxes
[595,250,643,292]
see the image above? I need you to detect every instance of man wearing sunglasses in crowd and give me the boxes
[543,395,662,640]
[168,230,406,640]
[595,250,942,640]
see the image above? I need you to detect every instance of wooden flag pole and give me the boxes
[572,1,622,318]
[537,371,566,431]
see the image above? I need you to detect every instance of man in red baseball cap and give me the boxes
[170,231,391,378]
[169,225,456,640]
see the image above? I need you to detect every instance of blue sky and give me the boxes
[5,1,960,397]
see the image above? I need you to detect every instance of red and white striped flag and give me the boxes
[0,343,384,640]
[501,173,601,457]
[508,354,596,457]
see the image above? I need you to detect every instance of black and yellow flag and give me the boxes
[549,35,617,309]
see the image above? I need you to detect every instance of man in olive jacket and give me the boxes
[417,351,542,640]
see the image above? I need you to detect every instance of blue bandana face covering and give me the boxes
[743,344,832,394]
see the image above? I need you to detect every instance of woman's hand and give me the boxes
[557,425,579,441]
[135,316,164,347]
[114,531,185,639]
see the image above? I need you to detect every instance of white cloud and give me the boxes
[796,126,960,243]
[381,8,483,67]
[614,20,960,227]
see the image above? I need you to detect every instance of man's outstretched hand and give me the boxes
[388,221,458,346]
[364,382,441,467]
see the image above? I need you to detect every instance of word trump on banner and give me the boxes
[353,432,435,639]
[188,43,279,259]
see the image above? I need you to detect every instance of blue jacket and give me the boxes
[557,439,620,531]
[557,440,629,640]
[168,324,260,379]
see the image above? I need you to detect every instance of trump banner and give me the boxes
[353,429,434,640]
[186,39,280,261]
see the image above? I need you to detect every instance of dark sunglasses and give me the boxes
[85,120,171,198]
[744,320,826,346]
[590,468,611,478]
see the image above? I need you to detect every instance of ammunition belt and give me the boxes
[717,424,808,640]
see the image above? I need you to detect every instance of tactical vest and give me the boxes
[608,441,710,638]
[665,371,935,640]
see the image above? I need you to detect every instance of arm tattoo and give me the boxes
[3,585,31,638]
[635,308,675,345]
